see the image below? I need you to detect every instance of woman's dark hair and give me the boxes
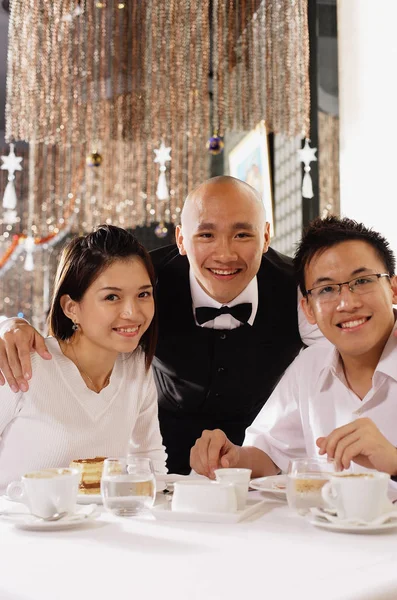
[48,225,157,370]
[294,216,396,296]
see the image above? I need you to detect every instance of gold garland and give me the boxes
[6,0,310,235]
[2,0,311,324]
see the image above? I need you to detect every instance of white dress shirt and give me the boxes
[244,321,397,496]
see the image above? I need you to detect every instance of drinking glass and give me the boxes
[101,457,156,517]
[287,457,342,514]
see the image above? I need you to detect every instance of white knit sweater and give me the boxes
[0,337,167,492]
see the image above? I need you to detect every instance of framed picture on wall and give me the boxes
[228,121,274,236]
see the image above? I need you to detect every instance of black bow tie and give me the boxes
[195,303,252,326]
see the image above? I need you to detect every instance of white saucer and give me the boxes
[249,475,287,498]
[151,498,267,523]
[1,504,99,531]
[308,515,397,534]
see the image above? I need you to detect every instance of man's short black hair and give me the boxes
[293,216,396,296]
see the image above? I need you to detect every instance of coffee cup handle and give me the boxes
[6,481,27,505]
[321,481,336,509]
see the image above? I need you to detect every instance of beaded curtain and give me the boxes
[1,0,310,323]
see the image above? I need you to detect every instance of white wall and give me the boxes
[338,0,397,255]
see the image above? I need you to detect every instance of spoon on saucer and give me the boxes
[0,511,68,521]
[38,511,68,522]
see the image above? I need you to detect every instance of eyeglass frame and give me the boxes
[305,273,390,301]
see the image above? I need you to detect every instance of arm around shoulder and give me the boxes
[0,319,51,392]
[0,317,28,335]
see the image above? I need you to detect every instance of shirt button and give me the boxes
[215,392,222,398]
[217,367,225,374]
[220,333,227,340]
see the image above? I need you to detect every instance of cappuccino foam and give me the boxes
[294,477,328,493]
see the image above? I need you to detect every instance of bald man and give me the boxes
[0,176,316,474]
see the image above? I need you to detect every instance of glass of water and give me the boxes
[101,457,156,517]
[287,457,338,515]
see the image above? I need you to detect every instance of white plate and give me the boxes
[77,493,102,505]
[151,498,267,523]
[249,475,287,498]
[308,516,397,534]
[76,478,167,504]
[1,504,99,532]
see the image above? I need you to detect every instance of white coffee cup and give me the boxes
[6,468,80,518]
[172,480,237,514]
[214,468,252,510]
[321,471,390,522]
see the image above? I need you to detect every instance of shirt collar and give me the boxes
[373,317,397,382]
[316,313,397,387]
[189,269,258,326]
[315,344,342,389]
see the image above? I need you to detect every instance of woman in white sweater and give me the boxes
[0,225,167,491]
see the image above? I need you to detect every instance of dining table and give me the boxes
[1,490,397,600]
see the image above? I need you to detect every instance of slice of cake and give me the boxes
[70,457,106,495]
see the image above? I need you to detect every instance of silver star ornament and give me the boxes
[1,144,23,179]
[297,139,317,167]
[154,142,172,166]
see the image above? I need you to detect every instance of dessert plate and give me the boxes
[249,475,287,498]
[77,493,102,505]
[1,504,99,531]
[151,497,267,524]
[76,478,167,504]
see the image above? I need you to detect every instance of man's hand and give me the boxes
[0,320,51,392]
[317,418,397,475]
[190,429,240,478]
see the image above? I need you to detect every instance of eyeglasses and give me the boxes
[305,273,390,304]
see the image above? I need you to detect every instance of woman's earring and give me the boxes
[72,322,79,332]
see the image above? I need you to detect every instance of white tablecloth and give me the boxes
[1,492,397,600]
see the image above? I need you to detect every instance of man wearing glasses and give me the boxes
[191,216,397,488]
